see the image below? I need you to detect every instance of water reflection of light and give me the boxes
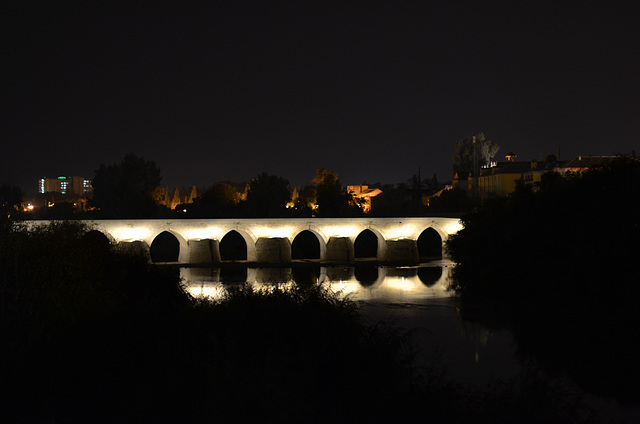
[181,268,225,299]
[385,276,422,292]
[326,280,362,297]
[180,262,454,302]
[254,281,296,292]
[183,281,227,299]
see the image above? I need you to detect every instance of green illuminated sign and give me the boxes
[58,176,66,180]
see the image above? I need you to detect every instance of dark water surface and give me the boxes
[181,260,520,386]
[180,261,640,422]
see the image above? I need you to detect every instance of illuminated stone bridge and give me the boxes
[79,217,463,264]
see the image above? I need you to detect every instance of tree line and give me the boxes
[90,156,368,218]
[5,153,471,219]
[446,156,640,405]
[3,133,500,219]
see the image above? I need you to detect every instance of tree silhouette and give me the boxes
[313,168,361,217]
[243,173,291,217]
[91,154,163,218]
[0,185,22,218]
[287,185,314,217]
[452,132,499,177]
[186,183,242,217]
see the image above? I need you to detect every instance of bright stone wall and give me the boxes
[32,217,463,264]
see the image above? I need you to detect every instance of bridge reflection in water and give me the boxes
[181,260,525,389]
[180,259,454,302]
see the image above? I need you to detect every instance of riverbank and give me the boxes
[446,158,640,414]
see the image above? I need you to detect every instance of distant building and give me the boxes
[475,155,619,198]
[451,172,470,192]
[451,152,628,200]
[38,176,92,196]
[347,185,382,213]
[555,156,615,175]
[30,176,93,212]
[478,160,553,197]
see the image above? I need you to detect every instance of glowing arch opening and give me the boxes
[220,230,247,261]
[417,228,442,259]
[354,229,378,259]
[150,231,180,262]
[291,230,321,260]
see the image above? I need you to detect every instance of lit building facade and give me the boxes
[477,161,549,197]
[347,185,383,213]
[38,176,92,196]
[476,155,616,198]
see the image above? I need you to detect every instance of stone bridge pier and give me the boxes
[78,217,462,265]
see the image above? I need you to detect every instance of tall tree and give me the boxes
[243,173,291,217]
[91,154,163,218]
[185,183,241,217]
[313,168,361,217]
[290,185,317,217]
[452,132,499,178]
[170,188,182,210]
[152,187,170,207]
[187,186,198,203]
[0,185,22,218]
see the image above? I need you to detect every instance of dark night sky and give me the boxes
[2,2,639,194]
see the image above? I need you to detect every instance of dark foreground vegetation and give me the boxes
[447,157,640,406]
[1,220,602,423]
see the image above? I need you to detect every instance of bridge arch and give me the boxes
[81,230,112,255]
[220,230,251,261]
[417,227,443,259]
[354,228,385,260]
[150,230,188,263]
[291,229,326,260]
[44,217,461,264]
[85,228,115,244]
[427,223,457,257]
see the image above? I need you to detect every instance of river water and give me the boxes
[180,260,640,422]
[181,260,518,387]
